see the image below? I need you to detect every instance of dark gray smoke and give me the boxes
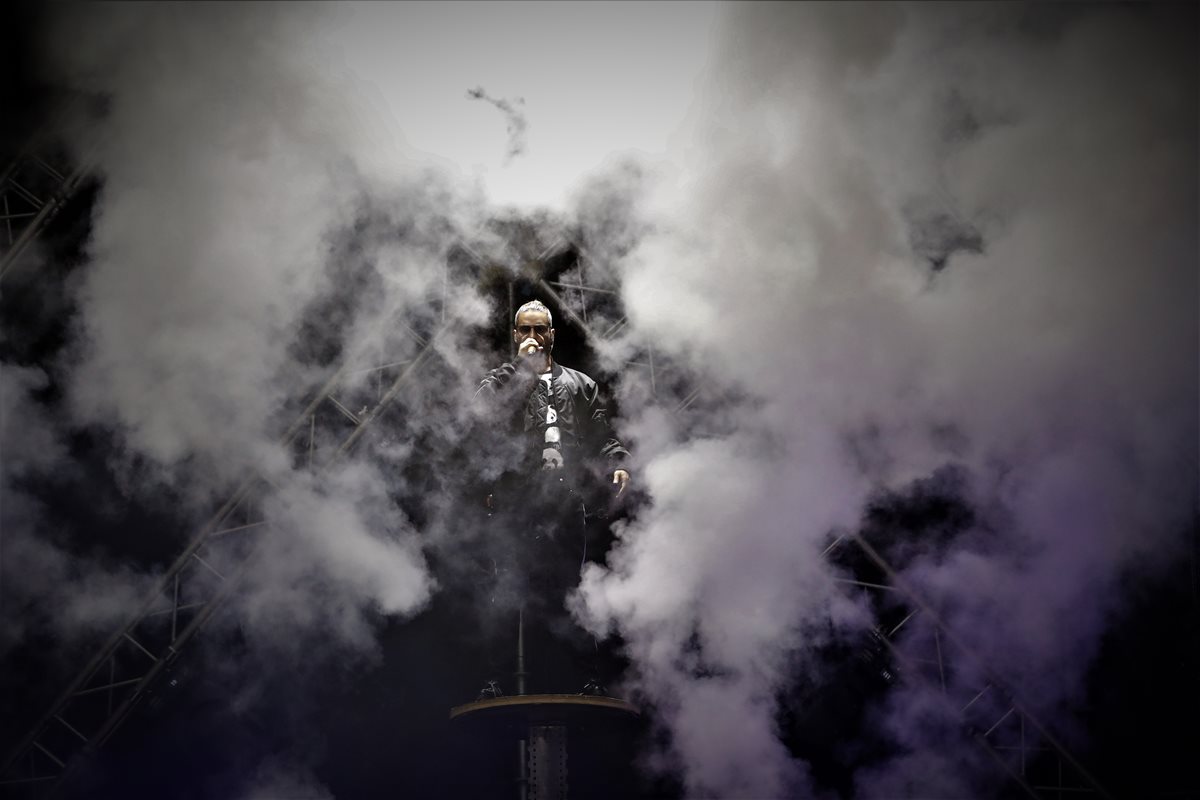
[31,1,461,648]
[466,85,528,163]
[572,3,1196,797]
[0,365,155,653]
[4,3,1195,798]
[1,3,501,793]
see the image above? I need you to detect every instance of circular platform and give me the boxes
[450,693,639,725]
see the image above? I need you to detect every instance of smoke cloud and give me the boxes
[3,2,1195,798]
[574,3,1196,797]
[235,757,335,800]
[3,0,496,758]
[466,85,529,164]
[0,365,155,654]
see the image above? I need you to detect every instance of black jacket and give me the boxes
[475,361,629,490]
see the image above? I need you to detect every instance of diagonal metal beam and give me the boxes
[838,533,1114,799]
[0,348,386,791]
[0,162,90,283]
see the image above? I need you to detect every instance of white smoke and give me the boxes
[4,2,1194,796]
[0,364,154,654]
[236,757,335,800]
[10,2,495,679]
[574,3,1196,797]
[49,3,397,473]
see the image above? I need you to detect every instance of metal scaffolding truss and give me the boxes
[0,340,438,797]
[527,234,701,417]
[543,234,1113,799]
[506,232,1112,797]
[0,207,567,796]
[450,223,691,416]
[0,146,88,283]
[2,191,1116,799]
[826,533,1114,800]
[0,216,570,796]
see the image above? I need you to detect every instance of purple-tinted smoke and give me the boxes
[3,3,1193,798]
[573,4,1196,797]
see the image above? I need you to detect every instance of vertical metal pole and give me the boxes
[527,725,567,800]
[508,281,516,359]
[170,573,180,642]
[518,738,529,800]
[307,414,315,469]
[934,627,946,692]
[516,607,527,696]
[1020,713,1026,777]
[576,261,588,326]
[648,347,657,397]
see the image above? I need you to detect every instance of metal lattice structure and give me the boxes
[0,169,1117,798]
[0,343,437,796]
[532,235,698,416]
[538,237,1114,800]
[827,533,1114,800]
[0,214,600,797]
[0,144,88,284]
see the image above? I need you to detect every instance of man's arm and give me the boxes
[475,362,516,397]
[473,362,536,508]
[579,376,631,497]
[475,338,548,402]
[475,361,538,407]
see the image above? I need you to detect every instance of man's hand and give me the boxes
[518,337,549,372]
[612,468,630,498]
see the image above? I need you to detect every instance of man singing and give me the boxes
[472,299,630,695]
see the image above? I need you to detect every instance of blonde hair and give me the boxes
[514,300,553,327]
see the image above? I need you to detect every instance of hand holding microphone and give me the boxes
[518,336,549,372]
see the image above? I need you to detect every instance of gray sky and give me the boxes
[330,1,718,209]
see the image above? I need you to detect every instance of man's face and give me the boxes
[513,309,554,353]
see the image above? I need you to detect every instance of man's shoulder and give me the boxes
[554,363,598,389]
[476,362,521,396]
[483,362,518,379]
